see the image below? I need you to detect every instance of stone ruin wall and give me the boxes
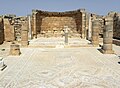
[0,15,29,44]
[0,10,120,45]
[0,17,4,44]
[14,17,28,41]
[3,17,15,42]
[33,10,83,38]
[113,13,120,39]
[108,12,120,39]
[41,17,77,37]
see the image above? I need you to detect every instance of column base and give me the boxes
[93,44,99,47]
[21,41,28,47]
[101,49,114,54]
[9,44,21,56]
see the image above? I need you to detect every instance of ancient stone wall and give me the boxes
[0,17,4,44]
[32,10,83,38]
[3,17,15,42]
[21,17,29,47]
[107,12,120,39]
[113,13,120,39]
[14,17,28,41]
[40,17,77,37]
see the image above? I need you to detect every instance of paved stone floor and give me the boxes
[29,37,91,47]
[0,38,120,88]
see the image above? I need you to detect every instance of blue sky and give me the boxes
[0,0,120,16]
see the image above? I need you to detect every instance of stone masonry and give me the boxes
[0,9,120,52]
[102,16,114,54]
[113,13,120,39]
[21,19,28,47]
[3,16,15,42]
[107,12,120,39]
[9,43,21,56]
[0,17,4,44]
[32,9,85,38]
[92,19,100,46]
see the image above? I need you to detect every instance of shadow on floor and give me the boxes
[118,62,120,64]
[118,56,120,59]
[97,48,103,54]
[1,64,7,71]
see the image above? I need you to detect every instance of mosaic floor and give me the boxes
[0,47,120,88]
[0,38,120,88]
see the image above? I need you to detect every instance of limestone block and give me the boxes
[4,19,15,42]
[102,17,114,54]
[9,43,21,56]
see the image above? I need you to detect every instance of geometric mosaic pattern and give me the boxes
[0,48,120,88]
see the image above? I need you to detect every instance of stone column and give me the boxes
[32,10,37,39]
[21,21,28,47]
[27,15,32,40]
[65,31,68,44]
[64,26,70,44]
[81,9,86,39]
[92,19,99,46]
[88,15,92,40]
[102,17,114,54]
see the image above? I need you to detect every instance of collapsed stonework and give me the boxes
[32,9,84,38]
[0,9,120,53]
[3,15,15,42]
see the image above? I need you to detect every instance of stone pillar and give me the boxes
[81,9,86,39]
[9,43,21,56]
[64,26,70,44]
[65,31,68,44]
[32,10,37,39]
[92,19,99,46]
[88,15,92,40]
[21,21,28,47]
[27,15,32,40]
[102,17,114,54]
[85,13,90,40]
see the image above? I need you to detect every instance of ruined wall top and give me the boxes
[3,14,16,18]
[32,9,86,16]
[0,17,2,22]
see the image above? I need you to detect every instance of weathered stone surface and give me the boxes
[32,10,85,38]
[102,17,114,54]
[9,43,21,56]
[4,18,15,42]
[1,9,120,47]
[41,17,77,37]
[0,17,4,44]
[113,13,120,39]
[21,20,28,47]
[92,19,100,46]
